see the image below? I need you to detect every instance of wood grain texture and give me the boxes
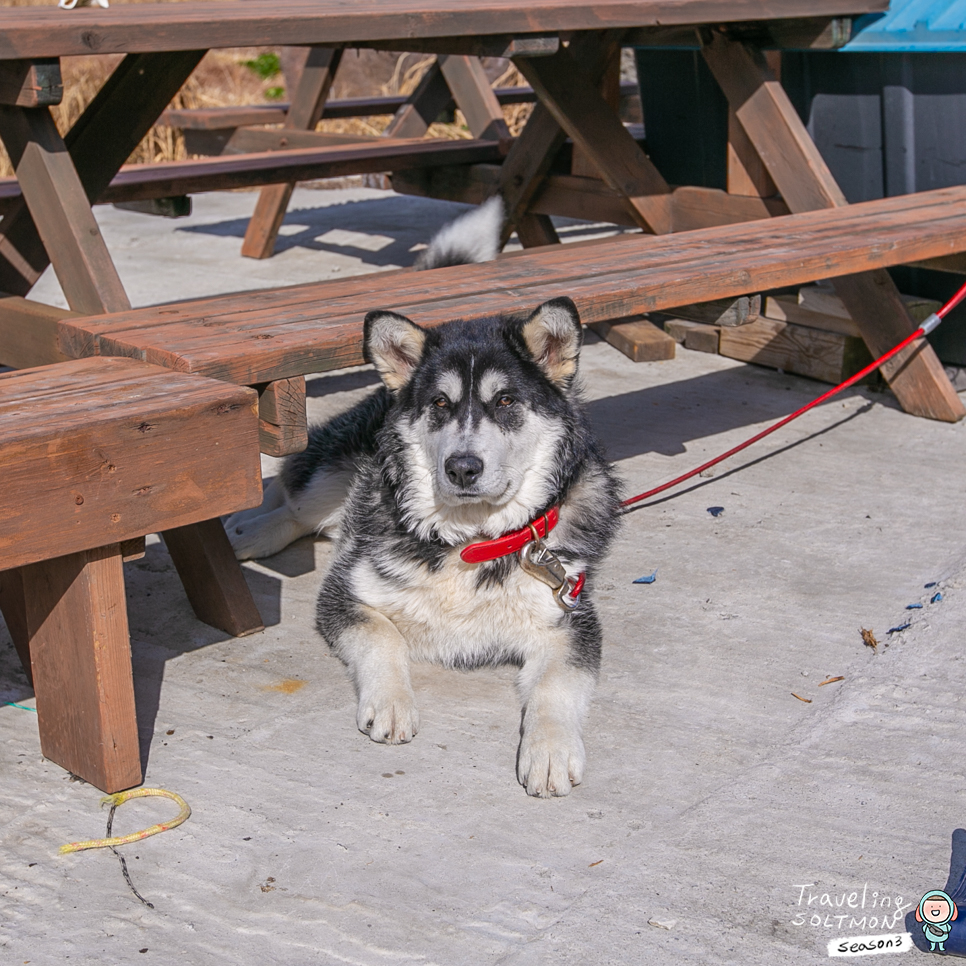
[727,106,776,197]
[0,106,130,315]
[0,50,203,298]
[589,316,676,361]
[439,55,509,141]
[498,31,621,246]
[162,518,264,637]
[0,1,887,59]
[701,30,963,422]
[22,544,141,793]
[719,315,873,383]
[665,295,760,327]
[0,291,74,368]
[257,376,307,456]
[514,40,672,234]
[664,317,721,352]
[0,59,62,108]
[0,357,262,571]
[57,185,966,388]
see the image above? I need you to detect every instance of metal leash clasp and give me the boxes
[519,522,580,611]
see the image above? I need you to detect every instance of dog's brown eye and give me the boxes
[433,396,448,409]
[497,395,514,407]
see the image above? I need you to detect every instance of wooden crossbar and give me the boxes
[59,185,966,386]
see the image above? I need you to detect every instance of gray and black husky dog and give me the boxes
[227,198,622,796]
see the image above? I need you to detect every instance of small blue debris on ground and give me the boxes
[888,623,912,634]
[931,592,943,604]
[634,569,658,585]
[707,507,725,517]
[925,582,937,588]
[906,603,923,610]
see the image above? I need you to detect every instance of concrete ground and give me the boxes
[2,188,966,965]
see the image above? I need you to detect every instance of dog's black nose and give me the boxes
[445,454,484,488]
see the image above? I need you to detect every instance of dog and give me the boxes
[227,199,623,796]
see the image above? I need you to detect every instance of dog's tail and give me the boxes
[413,195,504,271]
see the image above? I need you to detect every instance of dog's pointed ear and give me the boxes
[520,297,583,387]
[364,310,427,391]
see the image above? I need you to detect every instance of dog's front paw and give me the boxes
[357,689,419,744]
[517,725,585,798]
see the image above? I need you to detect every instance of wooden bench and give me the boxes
[0,357,264,791]
[53,186,966,446]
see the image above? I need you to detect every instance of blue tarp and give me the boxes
[845,0,966,51]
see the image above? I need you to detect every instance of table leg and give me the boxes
[513,41,672,236]
[497,31,624,248]
[0,566,31,685]
[21,544,141,793]
[241,47,343,260]
[438,56,509,141]
[0,51,204,299]
[383,60,453,139]
[701,31,964,423]
[162,518,264,638]
[0,105,130,315]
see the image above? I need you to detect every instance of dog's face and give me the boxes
[363,298,583,540]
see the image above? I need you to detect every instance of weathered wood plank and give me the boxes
[0,357,262,571]
[664,295,760,327]
[664,318,721,353]
[439,55,509,141]
[21,543,141,793]
[719,315,873,384]
[0,59,62,108]
[0,106,130,315]
[0,1,888,60]
[0,566,31,684]
[589,316,676,361]
[57,186,966,387]
[257,376,308,456]
[0,291,74,368]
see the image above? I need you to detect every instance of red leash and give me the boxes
[622,280,966,509]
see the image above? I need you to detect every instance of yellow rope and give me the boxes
[59,788,191,854]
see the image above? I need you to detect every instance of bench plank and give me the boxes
[0,357,262,571]
[59,186,966,389]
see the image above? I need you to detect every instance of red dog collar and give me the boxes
[460,507,560,563]
[460,506,585,608]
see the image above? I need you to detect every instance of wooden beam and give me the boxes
[589,316,676,361]
[0,50,204,298]
[0,59,61,108]
[664,295,760,327]
[242,46,343,260]
[497,31,623,247]
[0,291,73,368]
[162,519,264,638]
[224,127,376,155]
[701,30,964,423]
[0,566,31,684]
[21,544,141,793]
[257,376,308,456]
[383,59,453,139]
[514,36,672,234]
[727,106,776,197]
[366,35,560,58]
[0,106,130,315]
[439,55,509,141]
[663,318,721,353]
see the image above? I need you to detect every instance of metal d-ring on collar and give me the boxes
[518,516,581,611]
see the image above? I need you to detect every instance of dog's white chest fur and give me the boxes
[348,549,569,666]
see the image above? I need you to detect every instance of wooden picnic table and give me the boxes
[0,0,960,428]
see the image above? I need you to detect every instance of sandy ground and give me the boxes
[3,188,966,965]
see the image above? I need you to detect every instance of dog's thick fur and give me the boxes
[227,200,622,796]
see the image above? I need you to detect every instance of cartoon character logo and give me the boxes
[917,890,959,952]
